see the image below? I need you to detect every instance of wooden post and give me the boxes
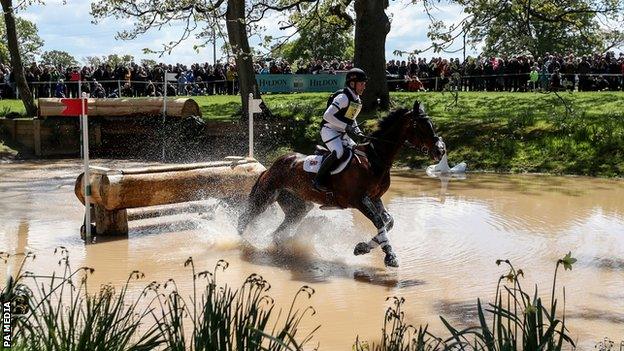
[94,205,128,235]
[33,119,41,156]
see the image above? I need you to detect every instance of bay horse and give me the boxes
[237,100,445,267]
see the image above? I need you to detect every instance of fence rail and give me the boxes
[0,72,623,99]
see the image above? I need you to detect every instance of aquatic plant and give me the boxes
[356,252,578,351]
[1,249,579,351]
[353,296,444,351]
[1,248,162,351]
[440,253,576,350]
[0,249,318,351]
[153,257,319,351]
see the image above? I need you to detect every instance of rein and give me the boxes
[351,121,398,145]
[358,134,397,145]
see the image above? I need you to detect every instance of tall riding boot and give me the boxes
[313,151,339,192]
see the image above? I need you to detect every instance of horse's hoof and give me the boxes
[353,242,370,256]
[384,252,399,268]
[382,245,399,267]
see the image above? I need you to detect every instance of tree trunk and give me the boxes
[226,0,261,118]
[1,0,37,116]
[354,0,390,113]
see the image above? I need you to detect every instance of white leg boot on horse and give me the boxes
[354,196,399,267]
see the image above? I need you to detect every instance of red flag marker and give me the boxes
[60,98,87,116]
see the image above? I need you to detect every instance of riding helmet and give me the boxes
[345,68,368,84]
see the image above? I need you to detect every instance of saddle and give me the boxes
[303,145,367,175]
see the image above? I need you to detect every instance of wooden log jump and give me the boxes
[75,157,265,235]
[39,97,201,119]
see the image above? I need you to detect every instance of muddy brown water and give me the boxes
[1,160,623,350]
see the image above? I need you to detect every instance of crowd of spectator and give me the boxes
[0,51,623,99]
[386,51,624,92]
[0,61,239,99]
[256,52,624,92]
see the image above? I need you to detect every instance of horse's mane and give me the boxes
[371,108,409,138]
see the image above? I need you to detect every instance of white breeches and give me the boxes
[321,126,355,159]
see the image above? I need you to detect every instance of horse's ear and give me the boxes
[413,100,426,117]
[413,100,420,114]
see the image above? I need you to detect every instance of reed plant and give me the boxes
[1,248,579,351]
[153,257,319,350]
[0,249,319,351]
[353,297,444,351]
[1,248,163,351]
[355,252,578,351]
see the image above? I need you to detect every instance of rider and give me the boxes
[313,67,367,192]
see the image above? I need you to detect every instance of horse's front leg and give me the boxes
[353,196,398,267]
[373,198,394,232]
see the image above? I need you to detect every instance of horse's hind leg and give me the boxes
[272,190,313,241]
[353,196,398,267]
[237,172,280,235]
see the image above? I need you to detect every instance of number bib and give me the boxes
[344,101,362,120]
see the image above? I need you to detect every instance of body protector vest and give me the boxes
[322,88,362,128]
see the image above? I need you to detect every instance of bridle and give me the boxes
[410,111,442,156]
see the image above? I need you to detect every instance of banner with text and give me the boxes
[256,74,346,93]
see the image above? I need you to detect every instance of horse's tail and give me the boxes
[249,170,267,199]
[238,169,267,235]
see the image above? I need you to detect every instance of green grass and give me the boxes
[0,99,27,117]
[261,91,624,177]
[1,91,623,176]
[192,95,241,120]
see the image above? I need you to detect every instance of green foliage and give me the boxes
[354,297,444,351]
[391,91,624,176]
[0,42,8,64]
[2,250,163,351]
[356,254,577,351]
[432,0,624,57]
[271,2,355,63]
[103,54,135,67]
[560,251,577,271]
[441,255,577,351]
[40,50,79,68]
[1,250,319,351]
[90,0,230,58]
[83,55,103,67]
[0,16,44,64]
[0,99,27,116]
[157,257,318,350]
[140,58,157,67]
[83,54,135,68]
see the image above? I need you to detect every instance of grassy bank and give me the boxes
[1,91,623,176]
[264,91,624,177]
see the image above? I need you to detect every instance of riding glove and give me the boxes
[345,124,364,136]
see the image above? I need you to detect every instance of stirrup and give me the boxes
[313,179,330,192]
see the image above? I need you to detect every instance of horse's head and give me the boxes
[406,101,446,161]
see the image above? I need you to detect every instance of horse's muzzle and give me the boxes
[433,138,446,161]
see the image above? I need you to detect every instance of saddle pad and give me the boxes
[303,150,353,174]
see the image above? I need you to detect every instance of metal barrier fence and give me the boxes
[0,72,622,99]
